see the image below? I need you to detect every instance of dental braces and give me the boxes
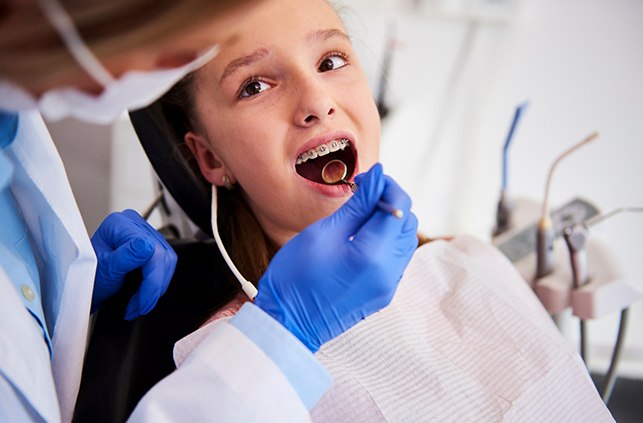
[296,139,350,164]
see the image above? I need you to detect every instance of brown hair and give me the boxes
[0,0,257,91]
[158,73,277,288]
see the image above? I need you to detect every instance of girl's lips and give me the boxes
[300,176,354,197]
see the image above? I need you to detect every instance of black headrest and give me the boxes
[128,105,213,237]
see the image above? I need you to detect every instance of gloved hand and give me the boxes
[254,163,418,352]
[91,209,177,320]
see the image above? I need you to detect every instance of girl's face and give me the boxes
[188,0,381,246]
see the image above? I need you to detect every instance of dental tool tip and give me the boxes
[346,180,357,192]
[391,209,404,218]
[377,201,404,219]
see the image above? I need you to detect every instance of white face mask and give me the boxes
[0,49,217,125]
[0,0,218,125]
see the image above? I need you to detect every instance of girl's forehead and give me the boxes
[210,29,350,80]
[197,0,348,82]
[218,0,343,47]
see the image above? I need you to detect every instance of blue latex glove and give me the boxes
[91,209,177,320]
[255,163,418,352]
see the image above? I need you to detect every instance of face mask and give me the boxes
[0,0,218,124]
[0,49,217,125]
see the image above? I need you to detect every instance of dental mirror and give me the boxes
[321,159,357,192]
[320,159,403,218]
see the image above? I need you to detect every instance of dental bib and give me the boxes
[174,236,613,422]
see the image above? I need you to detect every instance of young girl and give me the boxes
[159,0,613,420]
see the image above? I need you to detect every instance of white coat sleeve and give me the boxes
[128,303,332,422]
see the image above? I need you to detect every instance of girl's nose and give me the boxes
[293,76,336,127]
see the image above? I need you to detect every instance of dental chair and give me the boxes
[73,103,239,423]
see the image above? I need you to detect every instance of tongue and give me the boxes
[296,148,355,184]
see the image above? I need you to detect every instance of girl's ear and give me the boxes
[184,131,235,187]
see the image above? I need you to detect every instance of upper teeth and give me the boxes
[296,139,350,165]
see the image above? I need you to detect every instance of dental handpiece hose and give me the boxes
[582,207,643,402]
[563,224,589,363]
[536,131,599,279]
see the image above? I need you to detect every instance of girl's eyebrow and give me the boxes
[219,29,348,85]
[308,28,349,43]
[220,47,270,84]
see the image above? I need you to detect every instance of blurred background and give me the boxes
[47,0,642,416]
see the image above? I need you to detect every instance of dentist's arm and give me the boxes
[130,163,418,420]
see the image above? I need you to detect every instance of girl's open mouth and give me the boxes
[295,138,357,185]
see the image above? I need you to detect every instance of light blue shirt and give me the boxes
[0,111,52,355]
[0,109,329,417]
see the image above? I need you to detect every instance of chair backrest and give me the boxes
[128,105,213,237]
[73,100,244,422]
[73,239,240,423]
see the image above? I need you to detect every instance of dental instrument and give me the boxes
[564,207,643,403]
[322,159,357,191]
[321,159,403,218]
[563,223,590,362]
[493,101,528,236]
[535,131,599,279]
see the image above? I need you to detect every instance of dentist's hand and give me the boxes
[91,209,177,320]
[255,163,418,352]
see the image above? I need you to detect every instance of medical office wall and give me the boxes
[49,0,643,384]
[342,0,643,381]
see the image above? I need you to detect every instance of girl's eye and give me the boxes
[319,54,347,72]
[240,79,270,98]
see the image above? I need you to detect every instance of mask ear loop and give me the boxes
[211,185,258,300]
[36,0,115,87]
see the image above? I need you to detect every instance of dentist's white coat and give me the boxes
[0,111,314,422]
